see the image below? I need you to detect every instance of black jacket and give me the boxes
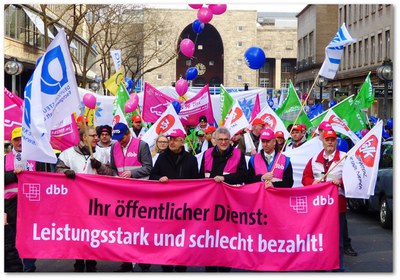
[150,147,201,180]
[199,145,247,185]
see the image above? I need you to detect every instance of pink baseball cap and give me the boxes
[167,129,186,139]
[318,121,332,131]
[260,129,275,141]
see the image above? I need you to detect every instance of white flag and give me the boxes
[322,109,360,144]
[252,102,290,139]
[110,49,122,71]
[22,29,81,163]
[284,137,324,187]
[343,121,383,199]
[141,104,185,151]
[222,100,250,137]
[319,23,356,79]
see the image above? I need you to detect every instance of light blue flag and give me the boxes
[319,23,356,79]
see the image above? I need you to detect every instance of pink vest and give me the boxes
[5,152,36,199]
[254,152,287,180]
[204,147,241,174]
[113,138,141,176]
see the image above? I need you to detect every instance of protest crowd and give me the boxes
[4,19,392,274]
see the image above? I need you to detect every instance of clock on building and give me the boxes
[195,63,206,75]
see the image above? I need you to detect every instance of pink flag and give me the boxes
[50,114,80,151]
[4,87,23,141]
[17,172,340,271]
[143,82,215,125]
[250,93,260,123]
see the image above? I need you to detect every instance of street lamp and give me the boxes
[376,59,393,122]
[316,76,328,104]
[5,60,24,93]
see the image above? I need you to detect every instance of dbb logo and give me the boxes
[313,195,334,206]
[46,184,68,195]
[260,113,277,130]
[355,135,378,167]
[155,115,175,134]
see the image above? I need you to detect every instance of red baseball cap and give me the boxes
[203,126,216,133]
[323,130,337,139]
[275,131,285,138]
[252,118,265,126]
[132,115,142,123]
[292,124,303,131]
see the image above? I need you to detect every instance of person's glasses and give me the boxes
[217,138,230,142]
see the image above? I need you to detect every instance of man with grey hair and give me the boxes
[199,126,247,272]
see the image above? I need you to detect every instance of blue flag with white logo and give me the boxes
[22,29,81,163]
[319,23,356,79]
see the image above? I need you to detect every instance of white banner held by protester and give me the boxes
[343,121,383,199]
[141,104,186,152]
[22,29,81,163]
[319,23,356,79]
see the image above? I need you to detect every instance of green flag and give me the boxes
[275,80,312,129]
[310,95,366,132]
[354,72,374,108]
[219,84,234,125]
[114,82,134,125]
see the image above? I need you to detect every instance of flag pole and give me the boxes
[316,154,348,183]
[270,75,319,174]
[83,110,94,157]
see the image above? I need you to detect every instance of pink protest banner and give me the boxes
[17,172,339,271]
[143,82,215,125]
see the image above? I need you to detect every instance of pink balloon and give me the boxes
[197,7,213,24]
[188,4,203,9]
[180,38,195,58]
[208,4,227,15]
[83,93,96,109]
[175,79,189,97]
[124,96,138,114]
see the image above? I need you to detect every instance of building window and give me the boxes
[237,41,243,47]
[259,78,269,88]
[158,40,162,46]
[348,4,352,24]
[237,25,244,32]
[377,33,382,62]
[339,7,343,24]
[365,5,369,17]
[281,78,290,89]
[309,31,314,57]
[281,62,292,73]
[260,63,270,73]
[364,38,369,65]
[358,40,363,67]
[197,44,203,50]
[347,45,351,69]
[370,35,375,64]
[237,75,243,81]
[285,40,293,50]
[385,30,390,59]
[157,74,162,80]
[359,4,363,19]
[353,43,357,67]
[371,5,376,14]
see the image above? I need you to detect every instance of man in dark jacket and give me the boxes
[199,126,247,272]
[149,128,201,272]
